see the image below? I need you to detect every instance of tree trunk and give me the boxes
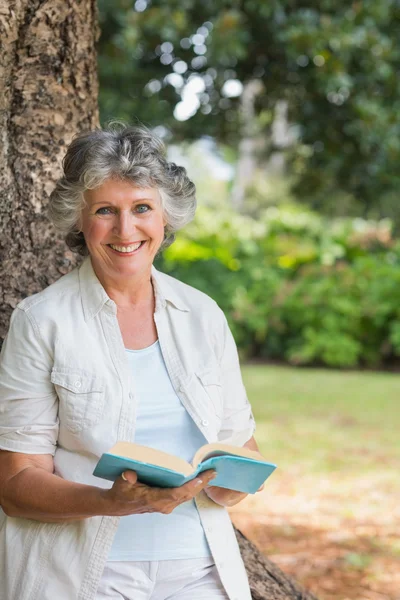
[0,3,318,599]
[0,0,99,344]
[231,79,264,211]
[235,528,318,600]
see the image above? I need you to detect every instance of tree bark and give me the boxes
[0,0,99,344]
[0,3,319,599]
[235,528,318,600]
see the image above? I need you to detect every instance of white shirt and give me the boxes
[109,341,211,561]
[0,257,255,600]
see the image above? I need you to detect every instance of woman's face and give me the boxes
[80,178,166,283]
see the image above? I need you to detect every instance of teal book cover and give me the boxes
[93,448,277,494]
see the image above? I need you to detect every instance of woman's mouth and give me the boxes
[107,241,146,255]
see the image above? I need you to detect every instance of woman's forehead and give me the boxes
[85,179,161,204]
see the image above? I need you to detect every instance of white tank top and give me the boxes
[108,340,211,561]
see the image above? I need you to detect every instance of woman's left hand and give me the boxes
[204,482,264,507]
[204,436,264,507]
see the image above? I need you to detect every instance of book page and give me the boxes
[109,442,194,476]
[192,442,264,468]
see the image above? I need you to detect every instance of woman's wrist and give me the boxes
[96,486,118,517]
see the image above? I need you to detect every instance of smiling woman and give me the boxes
[49,125,196,257]
[0,124,260,600]
[80,180,166,283]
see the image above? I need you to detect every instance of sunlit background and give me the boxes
[97,3,400,598]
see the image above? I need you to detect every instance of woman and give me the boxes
[0,125,261,600]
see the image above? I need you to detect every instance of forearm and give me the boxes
[1,466,108,522]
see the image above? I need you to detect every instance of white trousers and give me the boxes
[95,557,230,600]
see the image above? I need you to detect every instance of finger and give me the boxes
[201,469,217,482]
[121,470,138,485]
[256,483,265,493]
[190,470,217,492]
[170,470,215,500]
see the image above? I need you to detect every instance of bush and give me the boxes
[269,258,400,367]
[155,206,400,368]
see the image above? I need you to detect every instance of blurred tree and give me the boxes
[98,0,400,217]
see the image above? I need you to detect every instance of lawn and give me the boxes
[229,365,400,600]
[243,365,400,475]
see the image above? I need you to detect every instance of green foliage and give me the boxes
[274,252,400,367]
[155,206,400,367]
[98,0,400,217]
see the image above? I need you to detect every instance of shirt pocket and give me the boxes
[195,366,223,420]
[50,369,105,434]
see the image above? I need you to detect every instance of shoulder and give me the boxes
[154,269,225,322]
[16,266,81,323]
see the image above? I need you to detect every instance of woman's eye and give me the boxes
[96,207,113,215]
[135,204,151,214]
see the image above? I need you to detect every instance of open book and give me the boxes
[93,442,277,494]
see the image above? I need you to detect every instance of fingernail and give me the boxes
[121,472,128,482]
[194,479,203,487]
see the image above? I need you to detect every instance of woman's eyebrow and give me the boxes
[90,198,156,207]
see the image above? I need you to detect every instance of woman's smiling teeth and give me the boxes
[108,242,144,253]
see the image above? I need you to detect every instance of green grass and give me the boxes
[242,365,400,476]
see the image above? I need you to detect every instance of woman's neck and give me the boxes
[91,259,154,309]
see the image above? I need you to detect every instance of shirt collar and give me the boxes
[79,257,189,321]
[79,257,112,321]
[151,265,190,313]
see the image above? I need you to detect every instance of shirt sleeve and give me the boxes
[216,310,256,447]
[0,307,59,455]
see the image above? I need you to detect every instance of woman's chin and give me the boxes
[111,259,150,278]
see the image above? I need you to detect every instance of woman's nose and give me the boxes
[114,211,136,238]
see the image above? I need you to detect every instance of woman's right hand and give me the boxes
[99,469,217,516]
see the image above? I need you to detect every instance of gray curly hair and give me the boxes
[49,124,196,255]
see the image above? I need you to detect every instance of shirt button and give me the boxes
[75,381,81,388]
[201,419,209,427]
[129,392,134,399]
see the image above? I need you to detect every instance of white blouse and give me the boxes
[0,256,255,600]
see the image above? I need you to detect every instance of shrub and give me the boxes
[155,206,400,368]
